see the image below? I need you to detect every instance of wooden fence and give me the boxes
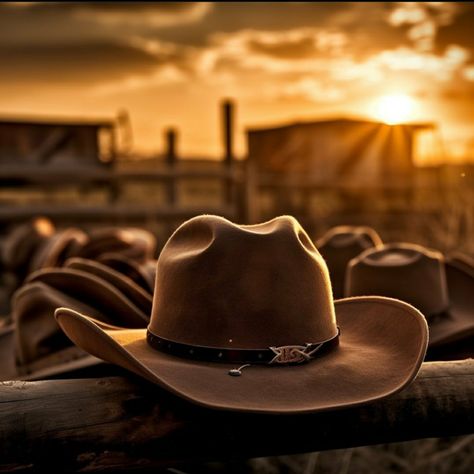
[0,160,246,224]
[0,359,472,472]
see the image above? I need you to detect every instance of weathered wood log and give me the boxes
[0,360,473,473]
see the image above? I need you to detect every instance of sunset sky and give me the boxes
[1,2,473,163]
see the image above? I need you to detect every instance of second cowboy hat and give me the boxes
[74,227,157,263]
[97,253,156,294]
[1,217,55,273]
[316,226,382,299]
[29,227,88,273]
[56,215,427,414]
[345,243,474,350]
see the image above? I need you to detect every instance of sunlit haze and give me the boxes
[371,94,416,125]
[0,2,473,163]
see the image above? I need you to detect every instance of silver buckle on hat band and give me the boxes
[228,344,327,376]
[269,343,325,364]
[229,329,340,376]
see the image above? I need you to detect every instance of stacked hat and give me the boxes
[316,226,382,299]
[74,227,157,263]
[1,217,56,275]
[0,259,151,381]
[0,217,56,319]
[29,227,88,273]
[97,253,156,294]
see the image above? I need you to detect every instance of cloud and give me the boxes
[275,78,344,103]
[195,27,350,77]
[387,2,460,51]
[72,2,212,28]
[78,23,470,106]
[373,44,470,81]
[241,28,347,59]
[0,41,163,85]
[463,65,474,81]
[1,6,471,109]
[187,27,472,102]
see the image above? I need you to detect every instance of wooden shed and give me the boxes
[247,118,434,188]
[0,115,117,168]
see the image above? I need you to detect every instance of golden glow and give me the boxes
[371,93,415,125]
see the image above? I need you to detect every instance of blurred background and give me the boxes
[0,2,473,252]
[0,2,473,472]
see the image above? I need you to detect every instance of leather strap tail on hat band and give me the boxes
[146,328,340,374]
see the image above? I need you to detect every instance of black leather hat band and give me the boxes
[146,328,340,365]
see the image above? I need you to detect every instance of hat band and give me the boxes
[146,328,340,365]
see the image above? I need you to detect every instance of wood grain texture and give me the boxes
[0,359,473,473]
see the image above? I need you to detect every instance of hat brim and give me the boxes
[0,324,103,381]
[428,260,474,347]
[26,268,149,327]
[98,253,155,293]
[64,258,153,316]
[55,296,427,414]
[20,353,103,381]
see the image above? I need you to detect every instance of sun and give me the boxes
[371,93,415,125]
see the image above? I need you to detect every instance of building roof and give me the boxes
[247,117,435,134]
[0,114,115,128]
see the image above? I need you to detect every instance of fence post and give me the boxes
[222,99,235,208]
[165,128,177,206]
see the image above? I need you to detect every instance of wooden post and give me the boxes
[0,360,472,472]
[222,99,235,206]
[164,128,178,236]
[165,128,177,168]
[223,99,234,166]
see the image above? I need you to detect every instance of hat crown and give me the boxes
[317,226,382,299]
[149,215,338,349]
[318,226,382,250]
[346,243,449,316]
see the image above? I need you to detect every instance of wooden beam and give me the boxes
[0,360,472,472]
[222,99,234,166]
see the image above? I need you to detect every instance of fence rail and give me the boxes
[0,160,247,226]
[0,359,472,472]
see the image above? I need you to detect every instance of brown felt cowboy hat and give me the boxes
[0,265,151,381]
[97,253,156,294]
[1,217,55,273]
[64,258,153,316]
[345,243,474,352]
[56,215,427,414]
[74,227,157,263]
[29,227,88,273]
[316,226,382,299]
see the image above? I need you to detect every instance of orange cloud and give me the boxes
[387,2,460,51]
[73,2,212,28]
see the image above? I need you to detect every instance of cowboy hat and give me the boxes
[97,253,156,293]
[27,267,150,327]
[64,258,153,316]
[1,217,55,273]
[74,227,157,263]
[0,265,152,381]
[345,243,474,350]
[56,215,427,414]
[29,227,88,273]
[0,281,105,381]
[316,226,382,299]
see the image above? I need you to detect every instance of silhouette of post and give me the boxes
[165,128,177,166]
[165,128,177,206]
[223,99,234,165]
[222,99,234,205]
